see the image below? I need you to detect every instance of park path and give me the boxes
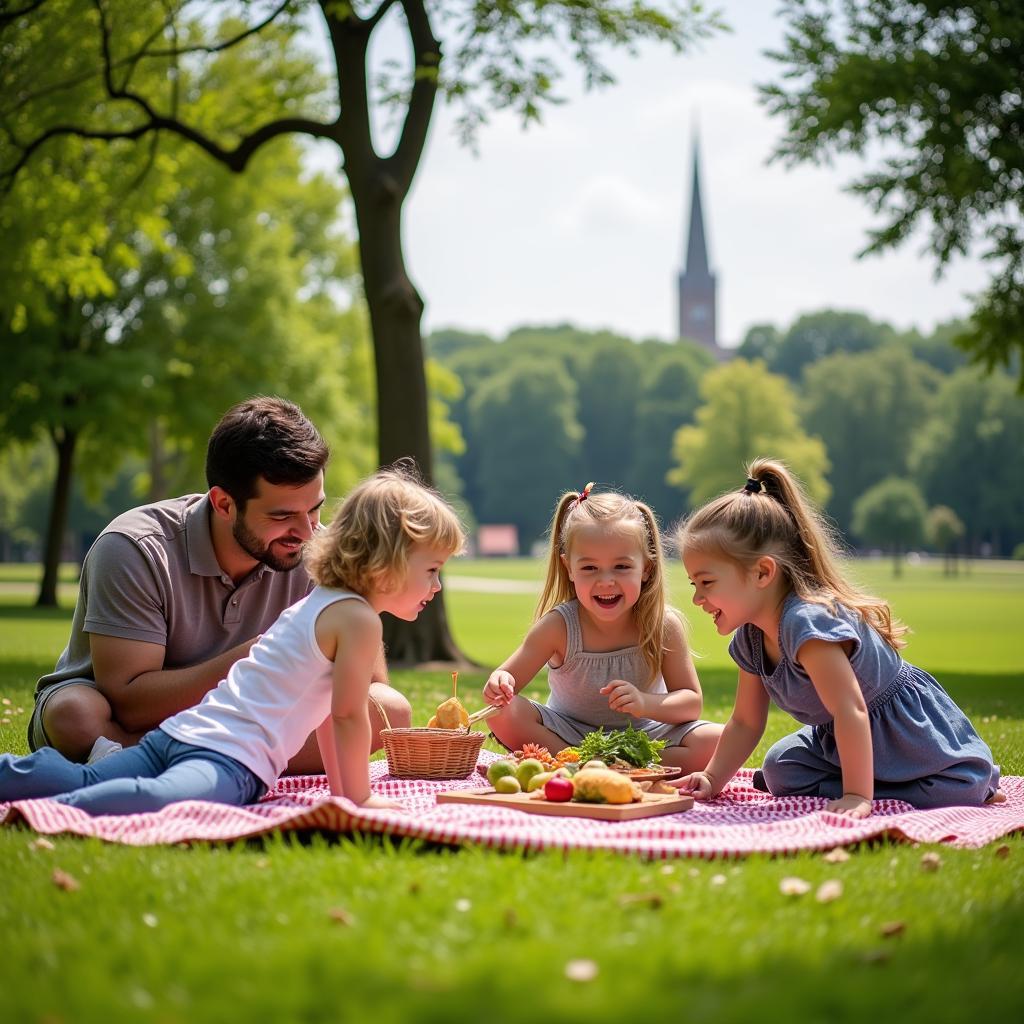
[443,575,539,594]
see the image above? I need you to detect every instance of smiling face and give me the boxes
[561,524,649,623]
[683,546,775,635]
[227,473,326,573]
[377,542,450,621]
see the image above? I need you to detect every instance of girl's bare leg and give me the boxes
[488,696,567,753]
[659,722,724,772]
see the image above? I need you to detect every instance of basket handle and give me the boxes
[369,692,393,731]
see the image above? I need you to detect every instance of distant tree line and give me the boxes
[427,311,1024,560]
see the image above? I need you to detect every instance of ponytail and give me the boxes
[677,458,908,650]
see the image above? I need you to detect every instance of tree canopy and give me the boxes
[668,359,831,506]
[762,0,1024,386]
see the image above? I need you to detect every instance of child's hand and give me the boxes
[483,670,516,707]
[358,793,405,812]
[825,793,872,818]
[673,771,717,801]
[600,680,646,717]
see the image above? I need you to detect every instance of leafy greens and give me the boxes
[571,725,666,768]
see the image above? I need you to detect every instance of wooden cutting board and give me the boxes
[436,787,694,820]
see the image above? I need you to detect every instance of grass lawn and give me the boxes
[0,558,1022,1022]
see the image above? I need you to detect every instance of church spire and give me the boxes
[677,130,719,352]
[684,141,710,276]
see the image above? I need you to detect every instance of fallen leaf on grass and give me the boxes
[780,877,812,897]
[52,868,80,892]
[564,959,599,983]
[328,907,355,926]
[995,844,1010,860]
[710,873,727,886]
[617,891,663,909]
[30,838,56,852]
[815,880,843,903]
[880,921,906,938]
[823,848,851,864]
[920,852,942,872]
[142,913,158,928]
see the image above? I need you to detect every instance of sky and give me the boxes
[310,2,991,347]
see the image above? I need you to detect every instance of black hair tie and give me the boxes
[744,478,762,494]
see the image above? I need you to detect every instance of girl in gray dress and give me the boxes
[483,484,722,771]
[674,458,1001,817]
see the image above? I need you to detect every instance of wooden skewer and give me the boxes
[466,704,503,726]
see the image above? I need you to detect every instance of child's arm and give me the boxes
[601,611,702,722]
[798,639,873,817]
[676,671,769,799]
[317,600,400,809]
[483,612,565,706]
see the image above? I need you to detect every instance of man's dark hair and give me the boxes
[206,396,329,507]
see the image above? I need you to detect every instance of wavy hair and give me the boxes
[537,486,671,685]
[305,463,465,595]
[674,457,908,649]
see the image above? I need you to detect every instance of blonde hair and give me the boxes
[537,486,670,685]
[305,463,465,595]
[674,457,908,649]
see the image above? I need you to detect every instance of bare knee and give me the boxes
[662,722,723,772]
[488,697,549,750]
[42,686,118,762]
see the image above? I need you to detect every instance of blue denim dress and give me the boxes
[729,594,999,808]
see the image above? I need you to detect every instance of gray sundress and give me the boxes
[729,593,999,808]
[524,600,710,747]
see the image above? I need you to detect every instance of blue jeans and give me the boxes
[0,729,266,815]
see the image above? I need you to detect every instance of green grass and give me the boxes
[1,559,1022,1022]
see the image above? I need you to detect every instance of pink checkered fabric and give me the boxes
[2,754,1021,856]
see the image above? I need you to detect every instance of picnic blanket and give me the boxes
[3,753,1022,856]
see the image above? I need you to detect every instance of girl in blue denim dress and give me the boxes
[673,458,1000,817]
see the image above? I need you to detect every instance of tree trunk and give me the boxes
[891,544,902,578]
[350,170,474,666]
[37,428,77,608]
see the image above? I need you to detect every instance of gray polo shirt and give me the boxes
[35,493,313,698]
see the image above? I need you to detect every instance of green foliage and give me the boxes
[469,359,583,549]
[771,310,895,381]
[802,346,939,532]
[669,359,831,506]
[571,724,668,767]
[627,342,711,521]
[852,477,928,575]
[910,367,1024,553]
[762,0,1024,386]
[926,506,965,552]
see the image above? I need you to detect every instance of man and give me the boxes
[28,396,411,769]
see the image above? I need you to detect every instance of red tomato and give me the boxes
[544,776,574,802]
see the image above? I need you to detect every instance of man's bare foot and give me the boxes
[985,789,1007,805]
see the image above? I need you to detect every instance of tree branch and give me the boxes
[142,0,294,59]
[388,0,439,194]
[1,113,340,191]
[0,0,47,27]
[365,0,398,32]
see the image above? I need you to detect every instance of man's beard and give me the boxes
[232,515,303,573]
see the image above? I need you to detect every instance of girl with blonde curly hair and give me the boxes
[0,465,464,814]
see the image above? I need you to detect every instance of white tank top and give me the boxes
[160,587,366,787]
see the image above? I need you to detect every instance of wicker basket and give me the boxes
[374,697,485,779]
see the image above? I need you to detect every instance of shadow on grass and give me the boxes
[0,603,74,621]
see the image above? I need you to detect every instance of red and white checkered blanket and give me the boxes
[3,756,1021,856]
